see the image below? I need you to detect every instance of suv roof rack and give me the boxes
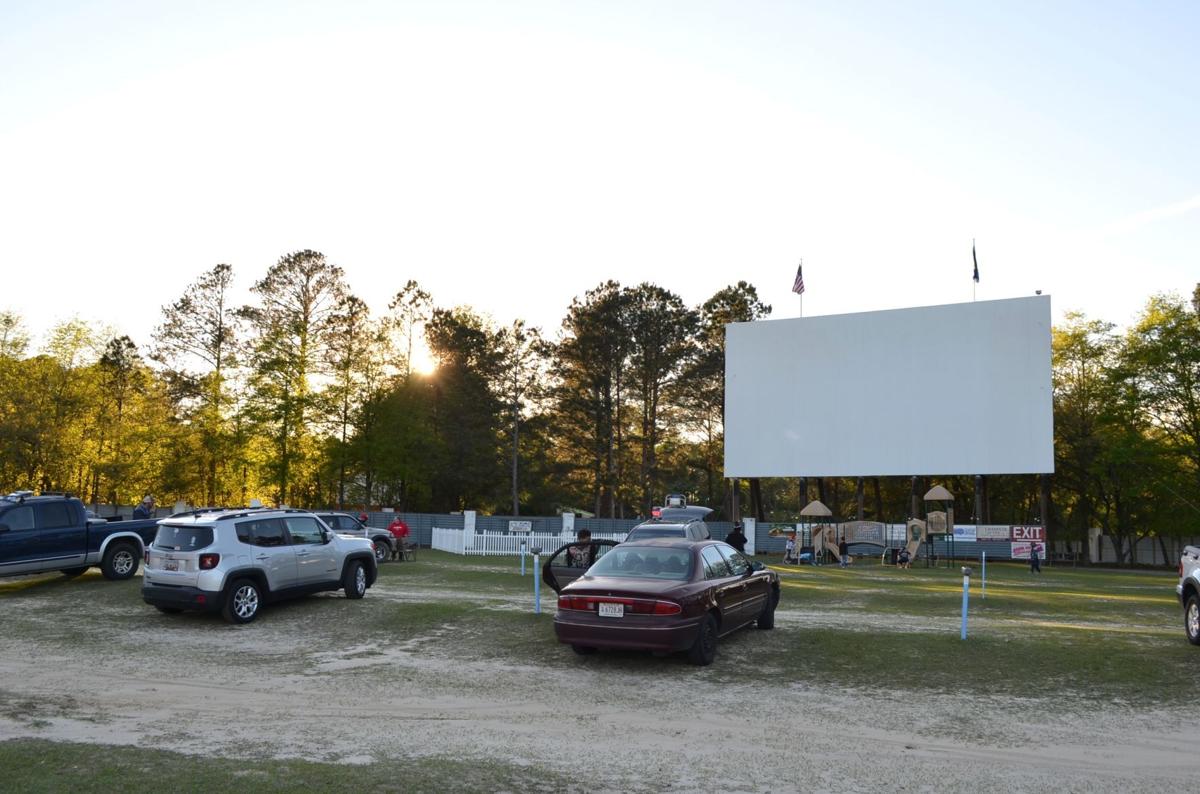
[163,506,316,521]
[215,506,314,521]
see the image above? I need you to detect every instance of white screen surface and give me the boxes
[724,297,1053,477]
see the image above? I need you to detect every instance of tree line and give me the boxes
[0,252,1196,562]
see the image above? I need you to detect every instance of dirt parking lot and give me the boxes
[1,555,1196,792]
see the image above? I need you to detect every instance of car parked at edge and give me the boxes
[313,512,396,565]
[0,492,159,580]
[1178,545,1200,644]
[542,537,780,665]
[142,507,377,624]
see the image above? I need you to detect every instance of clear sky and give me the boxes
[2,0,1197,351]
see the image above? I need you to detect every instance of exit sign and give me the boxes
[1011,526,1045,542]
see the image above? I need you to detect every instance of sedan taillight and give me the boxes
[558,595,586,611]
[557,595,681,615]
[198,553,220,570]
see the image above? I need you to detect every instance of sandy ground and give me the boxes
[1,571,1196,793]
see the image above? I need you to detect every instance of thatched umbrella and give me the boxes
[799,500,835,561]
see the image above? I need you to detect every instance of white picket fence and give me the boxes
[432,527,627,556]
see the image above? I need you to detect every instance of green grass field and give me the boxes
[756,557,1184,701]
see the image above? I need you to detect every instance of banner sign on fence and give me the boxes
[1011,541,1047,559]
[508,520,532,533]
[842,521,884,544]
[976,525,1012,540]
[1012,526,1046,542]
[952,525,977,543]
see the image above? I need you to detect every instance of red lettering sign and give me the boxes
[1011,526,1046,542]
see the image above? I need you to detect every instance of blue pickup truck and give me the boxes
[0,492,160,580]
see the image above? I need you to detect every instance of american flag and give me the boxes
[792,262,805,295]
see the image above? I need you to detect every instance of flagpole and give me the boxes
[793,258,805,315]
[972,239,978,302]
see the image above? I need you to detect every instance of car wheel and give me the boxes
[756,588,779,630]
[101,543,139,580]
[343,560,367,599]
[61,567,90,577]
[373,539,389,564]
[688,614,718,666]
[223,579,261,624]
[571,644,597,655]
[1187,594,1200,646]
[156,606,183,615]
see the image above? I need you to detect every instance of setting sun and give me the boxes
[410,338,437,376]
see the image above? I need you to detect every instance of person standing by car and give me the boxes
[132,496,155,520]
[725,522,747,553]
[568,529,593,568]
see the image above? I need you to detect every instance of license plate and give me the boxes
[164,560,179,572]
[598,602,624,618]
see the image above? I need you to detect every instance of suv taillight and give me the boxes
[199,553,220,570]
[144,548,150,564]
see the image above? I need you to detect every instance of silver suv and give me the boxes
[314,512,396,564]
[625,505,714,543]
[142,508,377,624]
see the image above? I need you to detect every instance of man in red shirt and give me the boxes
[388,516,411,560]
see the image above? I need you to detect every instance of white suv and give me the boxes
[1179,545,1200,644]
[142,508,377,624]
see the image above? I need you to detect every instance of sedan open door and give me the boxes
[541,539,619,593]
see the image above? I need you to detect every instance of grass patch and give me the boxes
[747,558,1186,702]
[376,552,537,594]
[0,738,573,793]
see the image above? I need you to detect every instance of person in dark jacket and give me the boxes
[838,538,849,568]
[725,522,747,553]
[132,496,155,520]
[1030,544,1042,574]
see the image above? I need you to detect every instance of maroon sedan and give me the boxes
[542,538,780,665]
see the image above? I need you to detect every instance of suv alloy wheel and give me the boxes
[223,578,262,624]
